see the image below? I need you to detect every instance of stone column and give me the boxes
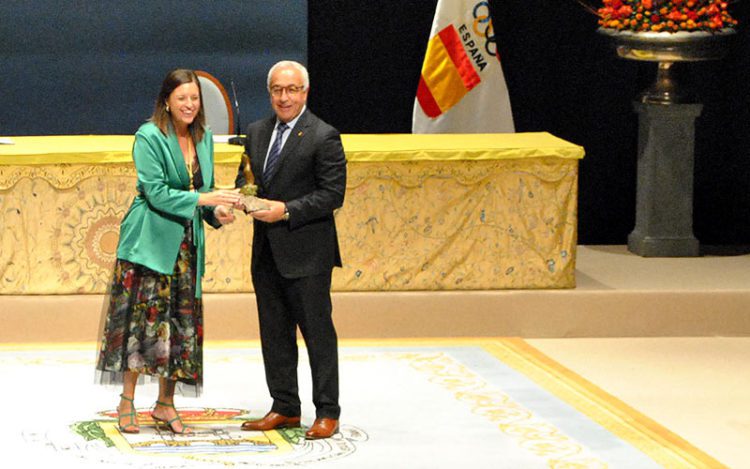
[628,102,703,257]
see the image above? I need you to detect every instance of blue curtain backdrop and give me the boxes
[0,0,307,135]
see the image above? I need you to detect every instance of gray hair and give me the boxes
[267,60,310,90]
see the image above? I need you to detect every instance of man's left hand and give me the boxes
[251,199,286,223]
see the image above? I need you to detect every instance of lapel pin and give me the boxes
[297,131,304,137]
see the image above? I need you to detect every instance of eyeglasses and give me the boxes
[270,85,305,97]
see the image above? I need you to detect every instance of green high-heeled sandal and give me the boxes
[151,400,193,434]
[117,394,140,434]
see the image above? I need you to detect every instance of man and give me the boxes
[235,60,346,439]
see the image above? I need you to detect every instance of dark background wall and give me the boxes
[1,1,748,246]
[0,0,307,134]
[309,0,750,246]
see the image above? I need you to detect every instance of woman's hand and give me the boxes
[214,205,236,225]
[198,189,241,207]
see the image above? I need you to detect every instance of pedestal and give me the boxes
[628,102,702,257]
[598,28,736,257]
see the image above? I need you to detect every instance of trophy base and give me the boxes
[242,195,270,212]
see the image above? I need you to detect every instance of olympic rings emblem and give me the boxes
[472,1,497,56]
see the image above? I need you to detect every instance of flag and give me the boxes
[412,0,515,133]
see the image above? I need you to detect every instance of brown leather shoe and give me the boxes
[304,418,339,439]
[241,411,301,431]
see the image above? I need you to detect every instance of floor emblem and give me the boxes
[35,407,368,467]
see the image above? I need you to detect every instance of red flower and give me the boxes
[594,1,737,33]
[147,306,158,322]
[123,270,134,290]
[618,5,633,17]
[667,10,682,21]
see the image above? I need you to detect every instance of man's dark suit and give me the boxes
[235,109,346,420]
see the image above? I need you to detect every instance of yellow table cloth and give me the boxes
[0,133,584,294]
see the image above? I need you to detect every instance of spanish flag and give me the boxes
[413,0,515,133]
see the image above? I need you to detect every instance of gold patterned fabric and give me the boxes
[0,133,583,294]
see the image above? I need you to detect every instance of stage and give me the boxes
[2,245,748,342]
[2,133,749,467]
[0,338,748,468]
[1,246,749,467]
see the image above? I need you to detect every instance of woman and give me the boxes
[96,69,240,435]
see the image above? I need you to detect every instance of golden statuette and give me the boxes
[239,152,270,212]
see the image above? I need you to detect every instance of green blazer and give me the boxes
[116,122,219,297]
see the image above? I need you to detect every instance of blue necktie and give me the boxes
[263,122,288,183]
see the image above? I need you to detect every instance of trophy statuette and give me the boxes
[238,152,270,212]
[215,153,269,212]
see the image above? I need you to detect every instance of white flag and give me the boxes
[412,0,515,133]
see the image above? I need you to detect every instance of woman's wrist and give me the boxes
[196,192,208,206]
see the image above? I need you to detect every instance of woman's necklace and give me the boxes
[180,134,195,191]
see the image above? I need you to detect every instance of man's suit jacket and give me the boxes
[236,110,347,279]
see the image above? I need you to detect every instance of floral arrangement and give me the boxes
[589,0,738,32]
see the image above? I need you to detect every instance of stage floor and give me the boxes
[1,245,749,467]
[2,337,748,468]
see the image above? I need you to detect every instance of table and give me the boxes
[0,133,584,294]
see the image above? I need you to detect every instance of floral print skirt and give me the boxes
[95,224,203,397]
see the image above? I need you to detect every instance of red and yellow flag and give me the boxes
[413,0,514,133]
